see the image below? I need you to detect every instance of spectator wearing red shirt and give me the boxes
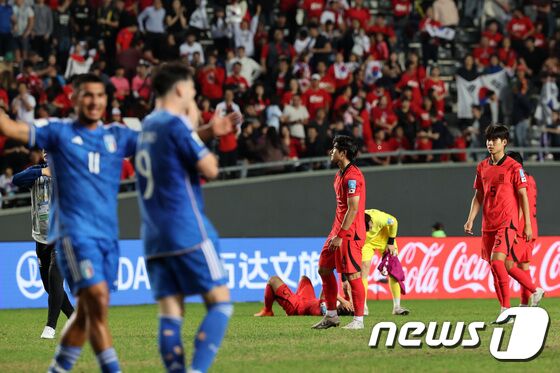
[371,95,397,133]
[275,57,292,97]
[327,52,352,90]
[225,62,250,98]
[303,0,325,21]
[345,0,370,30]
[473,36,495,68]
[368,128,391,166]
[416,96,440,129]
[250,83,269,117]
[392,0,412,18]
[116,25,138,53]
[369,15,396,39]
[333,86,352,115]
[507,8,534,50]
[131,61,151,101]
[387,125,411,163]
[197,54,225,104]
[370,32,389,61]
[215,89,241,168]
[316,61,336,94]
[396,63,423,109]
[120,158,135,181]
[366,85,392,111]
[282,78,301,108]
[533,23,546,49]
[415,130,434,163]
[482,21,503,49]
[199,97,214,126]
[423,65,446,115]
[16,61,44,97]
[302,74,331,119]
[497,37,517,69]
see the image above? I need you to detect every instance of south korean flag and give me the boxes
[348,179,357,195]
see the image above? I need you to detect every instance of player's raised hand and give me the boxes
[328,236,342,252]
[524,225,533,242]
[210,112,242,137]
[464,220,473,235]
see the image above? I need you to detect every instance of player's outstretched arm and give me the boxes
[197,153,219,180]
[464,190,482,235]
[518,187,533,241]
[0,109,30,144]
[197,112,243,142]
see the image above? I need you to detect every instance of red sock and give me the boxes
[349,277,365,317]
[264,284,275,311]
[490,266,503,306]
[520,269,533,305]
[491,260,510,308]
[508,266,536,294]
[320,272,338,310]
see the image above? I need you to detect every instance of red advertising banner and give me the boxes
[366,237,560,300]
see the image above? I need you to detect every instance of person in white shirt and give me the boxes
[215,89,242,116]
[230,46,262,86]
[282,94,310,139]
[179,32,205,64]
[232,4,259,57]
[138,0,166,57]
[11,82,36,125]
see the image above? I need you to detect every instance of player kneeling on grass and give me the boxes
[362,209,409,316]
[505,151,544,307]
[312,136,367,330]
[254,275,354,317]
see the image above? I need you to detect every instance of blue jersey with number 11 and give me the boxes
[29,119,138,242]
[136,110,218,259]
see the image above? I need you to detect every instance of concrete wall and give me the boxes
[1,163,559,240]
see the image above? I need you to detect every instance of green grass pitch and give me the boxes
[0,298,558,372]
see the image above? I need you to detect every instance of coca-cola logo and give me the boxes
[399,242,442,294]
[443,242,488,293]
[540,241,560,292]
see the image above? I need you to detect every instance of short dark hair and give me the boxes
[485,124,509,142]
[72,73,104,90]
[508,151,524,166]
[333,135,358,162]
[365,213,372,231]
[151,62,193,98]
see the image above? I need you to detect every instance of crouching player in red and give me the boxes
[464,125,533,321]
[253,275,354,316]
[312,135,367,330]
[506,151,544,306]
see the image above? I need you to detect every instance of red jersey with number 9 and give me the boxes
[474,156,527,232]
[329,163,366,240]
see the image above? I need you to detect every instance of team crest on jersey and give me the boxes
[104,134,117,153]
[79,260,94,280]
[520,169,527,183]
[348,179,357,194]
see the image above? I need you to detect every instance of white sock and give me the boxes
[354,316,363,323]
[326,310,337,317]
[393,298,400,309]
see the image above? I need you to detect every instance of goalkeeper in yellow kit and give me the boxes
[362,209,410,316]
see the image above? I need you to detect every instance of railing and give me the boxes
[2,147,559,209]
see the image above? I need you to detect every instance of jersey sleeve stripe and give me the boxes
[28,122,36,148]
[197,148,210,159]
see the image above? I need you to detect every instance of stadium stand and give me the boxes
[0,0,560,206]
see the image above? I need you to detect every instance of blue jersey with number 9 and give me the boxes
[29,119,138,242]
[135,110,218,259]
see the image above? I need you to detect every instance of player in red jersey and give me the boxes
[464,125,533,320]
[312,136,367,330]
[253,276,354,317]
[506,152,545,306]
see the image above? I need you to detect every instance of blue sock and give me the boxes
[159,315,185,373]
[96,347,121,373]
[191,302,233,373]
[48,345,82,372]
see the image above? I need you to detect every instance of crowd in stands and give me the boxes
[0,0,560,204]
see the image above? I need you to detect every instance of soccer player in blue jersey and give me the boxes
[0,74,138,372]
[136,62,236,373]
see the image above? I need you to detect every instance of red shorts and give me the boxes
[275,277,320,316]
[509,238,533,263]
[481,227,517,262]
[318,236,364,274]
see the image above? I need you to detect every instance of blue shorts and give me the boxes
[55,236,119,296]
[147,238,228,299]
